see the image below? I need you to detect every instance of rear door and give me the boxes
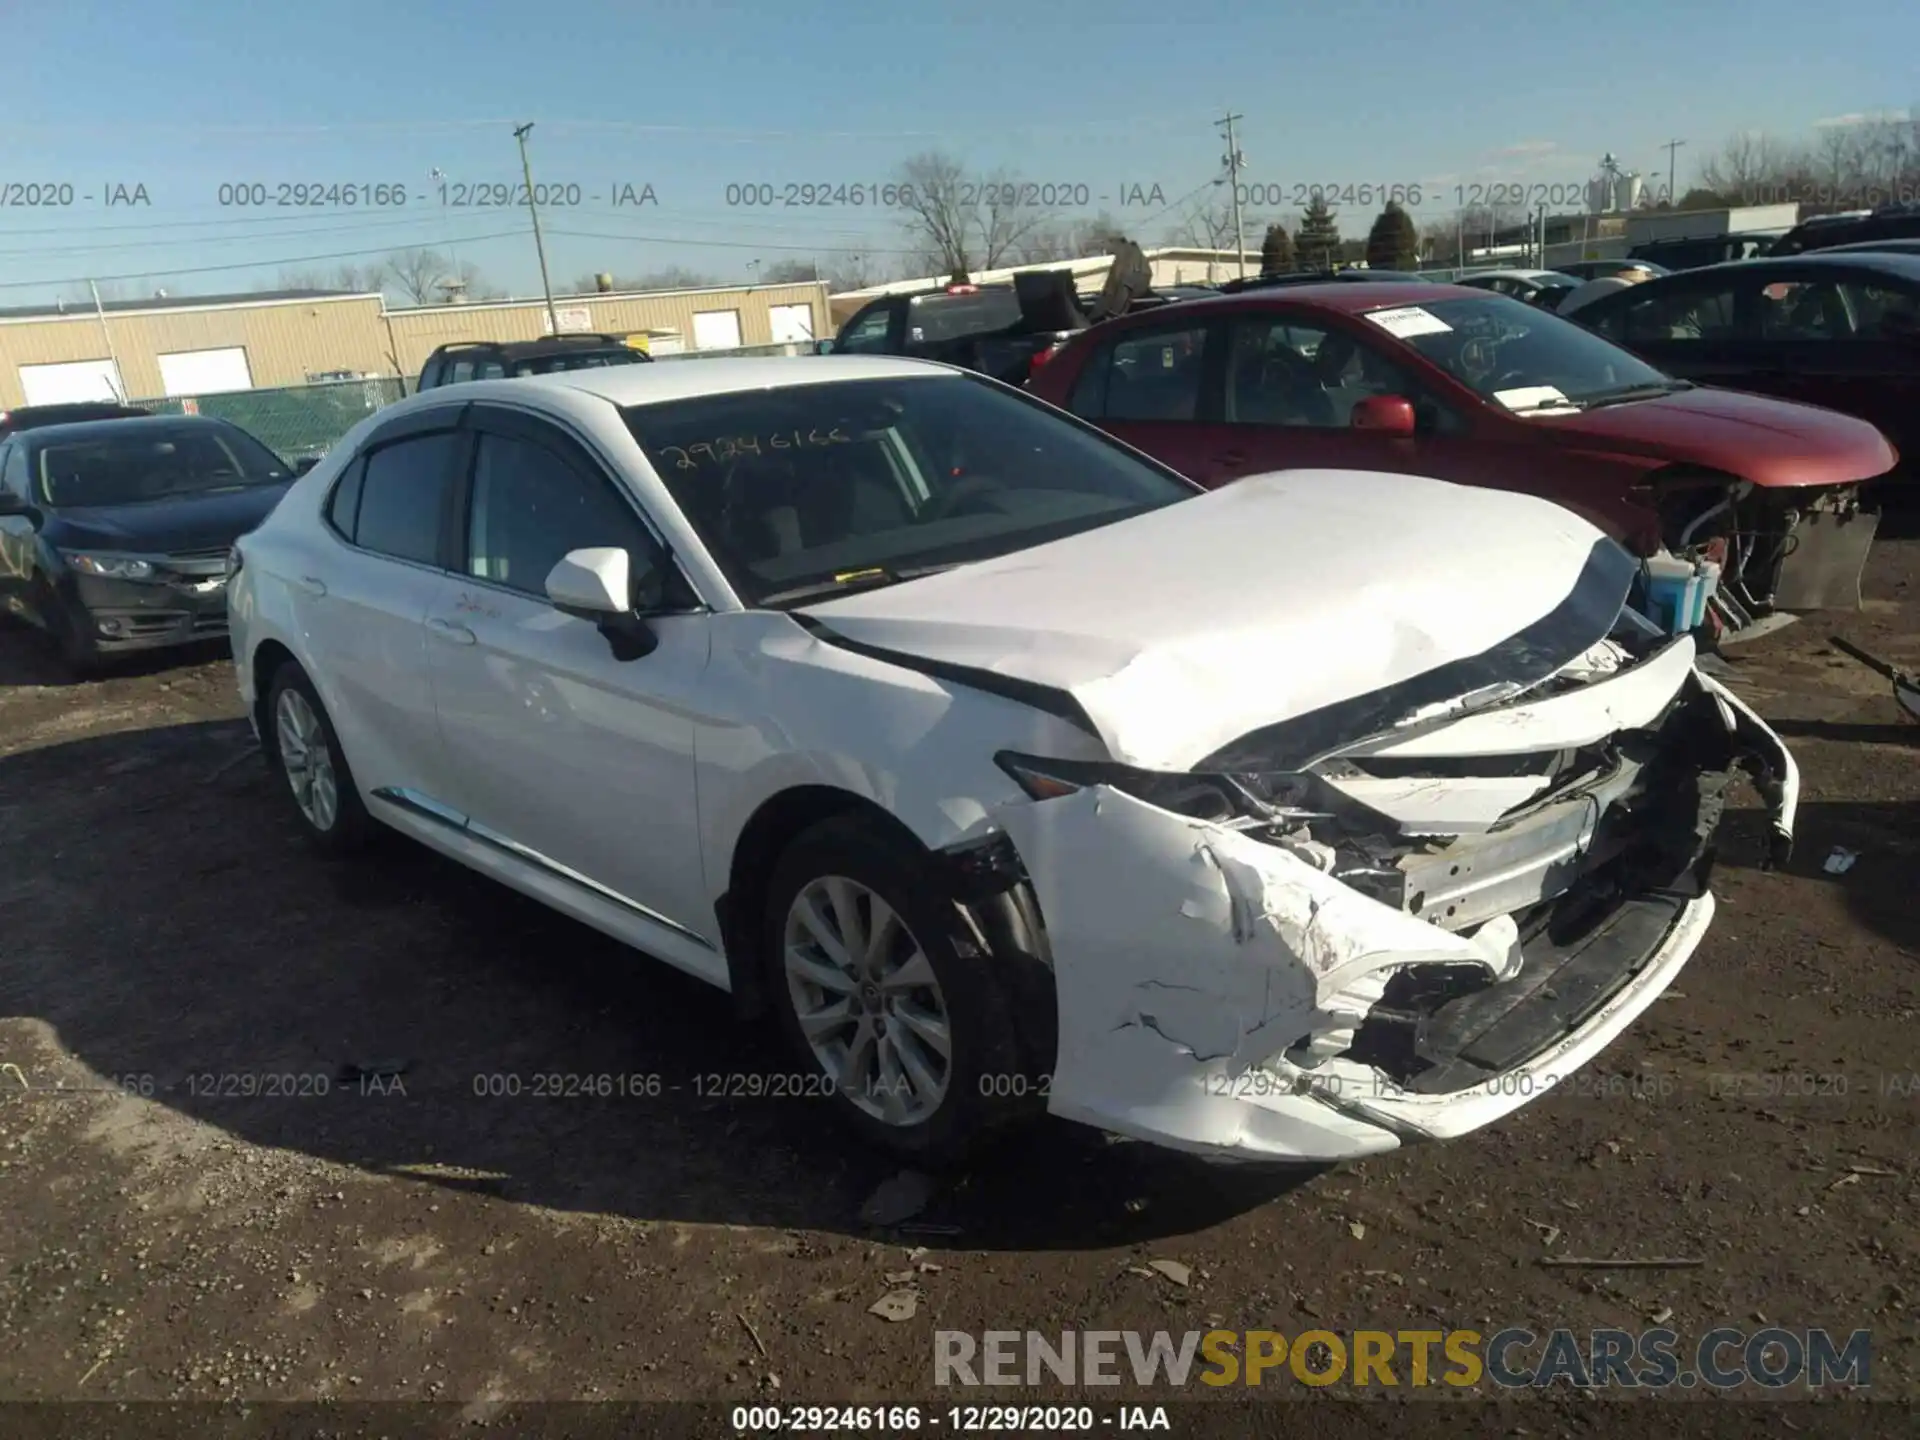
[296,410,467,806]
[1058,316,1233,483]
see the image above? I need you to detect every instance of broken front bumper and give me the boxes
[996,669,1796,1165]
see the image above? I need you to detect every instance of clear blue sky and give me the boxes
[2,0,1913,303]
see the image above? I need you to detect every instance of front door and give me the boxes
[422,406,716,955]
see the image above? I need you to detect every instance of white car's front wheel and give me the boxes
[765,816,1032,1166]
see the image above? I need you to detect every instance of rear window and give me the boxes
[509,349,649,375]
[905,288,1023,343]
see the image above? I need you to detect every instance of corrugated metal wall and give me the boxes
[0,296,392,406]
[381,283,829,372]
[0,284,832,408]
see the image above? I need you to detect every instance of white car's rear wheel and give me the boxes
[265,663,372,855]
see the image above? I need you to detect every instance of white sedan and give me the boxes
[227,357,1798,1165]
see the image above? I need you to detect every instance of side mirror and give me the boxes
[814,338,836,356]
[0,491,40,525]
[292,456,320,477]
[544,546,659,660]
[1349,395,1418,436]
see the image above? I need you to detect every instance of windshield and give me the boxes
[1363,294,1672,409]
[34,424,290,507]
[624,374,1195,606]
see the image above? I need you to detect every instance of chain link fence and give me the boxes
[135,377,407,461]
[132,345,815,460]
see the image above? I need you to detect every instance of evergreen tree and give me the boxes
[1365,201,1420,270]
[1259,222,1295,275]
[1296,198,1341,270]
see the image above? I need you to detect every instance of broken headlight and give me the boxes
[994,751,1322,824]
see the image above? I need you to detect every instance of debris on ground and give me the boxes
[1822,846,1859,875]
[868,1290,919,1323]
[1146,1259,1191,1287]
[1535,1257,1705,1270]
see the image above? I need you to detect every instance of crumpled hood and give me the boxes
[800,469,1634,771]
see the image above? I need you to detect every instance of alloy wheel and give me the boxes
[783,875,952,1126]
[274,687,339,833]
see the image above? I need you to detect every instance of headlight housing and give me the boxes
[62,551,157,581]
[994,751,1325,824]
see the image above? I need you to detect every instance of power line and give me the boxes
[0,111,1219,140]
[0,229,527,292]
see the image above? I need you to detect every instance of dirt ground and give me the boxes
[2,541,1917,1435]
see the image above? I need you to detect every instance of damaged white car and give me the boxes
[228,357,1798,1165]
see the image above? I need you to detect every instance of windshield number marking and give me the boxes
[658,428,852,471]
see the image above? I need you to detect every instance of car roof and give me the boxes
[16,413,246,447]
[392,355,954,412]
[430,335,634,360]
[1817,237,1920,254]
[1163,281,1485,315]
[1636,251,1920,282]
[1459,268,1573,282]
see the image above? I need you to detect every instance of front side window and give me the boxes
[1618,283,1739,345]
[33,423,290,508]
[1362,294,1673,408]
[1757,279,1856,340]
[1225,316,1429,427]
[623,374,1195,607]
[466,431,655,597]
[351,431,459,565]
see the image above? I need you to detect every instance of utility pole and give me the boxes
[1660,138,1686,208]
[88,280,127,401]
[1216,110,1247,278]
[513,123,560,334]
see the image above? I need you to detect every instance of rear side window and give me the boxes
[325,458,365,538]
[1073,324,1211,422]
[351,432,459,565]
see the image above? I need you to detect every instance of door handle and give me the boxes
[426,617,476,645]
[296,575,327,597]
[1214,450,1251,465]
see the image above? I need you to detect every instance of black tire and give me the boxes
[763,815,1034,1167]
[264,662,374,856]
[43,591,104,678]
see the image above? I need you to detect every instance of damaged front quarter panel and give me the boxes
[998,786,1520,1161]
[995,656,1799,1165]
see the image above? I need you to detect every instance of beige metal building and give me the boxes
[0,281,831,409]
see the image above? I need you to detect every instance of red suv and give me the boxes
[1026,283,1897,625]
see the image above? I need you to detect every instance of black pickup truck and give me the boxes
[816,241,1190,384]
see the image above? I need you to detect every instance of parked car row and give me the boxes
[1023,278,1898,632]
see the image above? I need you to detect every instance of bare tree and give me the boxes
[893,151,1050,277]
[384,248,452,305]
[820,252,881,292]
[760,258,822,284]
[1179,197,1241,252]
[1696,132,1793,205]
